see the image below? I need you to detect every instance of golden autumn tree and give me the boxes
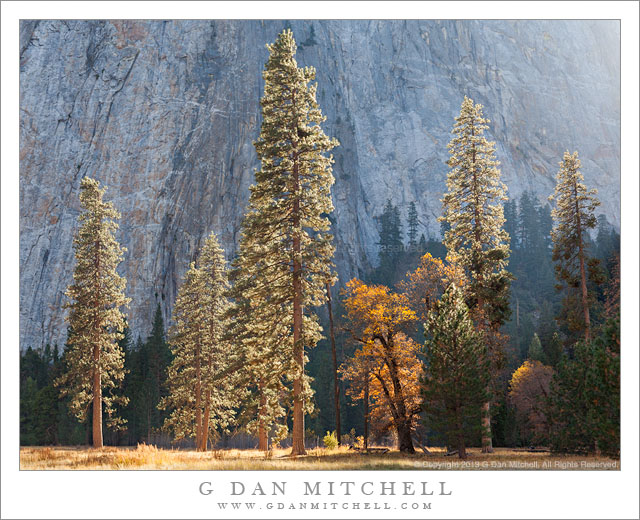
[398,252,467,322]
[341,279,421,453]
[509,360,554,445]
[341,333,422,446]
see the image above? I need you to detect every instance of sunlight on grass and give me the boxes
[19,444,619,471]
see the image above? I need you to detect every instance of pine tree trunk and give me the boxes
[471,128,494,454]
[195,344,202,451]
[291,140,306,456]
[456,407,467,459]
[481,400,493,453]
[578,250,591,341]
[258,389,268,452]
[326,281,341,445]
[291,265,305,455]
[92,345,103,448]
[478,296,493,453]
[201,390,211,452]
[574,182,591,341]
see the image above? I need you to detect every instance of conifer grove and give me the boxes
[20,30,619,461]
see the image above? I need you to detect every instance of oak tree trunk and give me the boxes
[397,419,415,454]
[363,372,369,451]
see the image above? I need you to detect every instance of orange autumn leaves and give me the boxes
[340,253,459,443]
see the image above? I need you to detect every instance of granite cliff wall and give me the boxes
[19,20,620,348]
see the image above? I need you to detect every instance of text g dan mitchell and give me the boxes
[199,480,453,497]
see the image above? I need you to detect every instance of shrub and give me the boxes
[323,431,338,450]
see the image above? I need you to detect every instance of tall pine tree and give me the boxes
[422,284,489,459]
[549,151,601,342]
[55,177,130,448]
[161,232,237,451]
[234,29,338,455]
[440,96,512,452]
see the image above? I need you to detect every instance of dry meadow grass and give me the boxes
[19,444,619,470]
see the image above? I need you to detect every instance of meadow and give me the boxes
[19,444,620,471]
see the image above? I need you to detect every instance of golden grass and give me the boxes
[19,444,619,471]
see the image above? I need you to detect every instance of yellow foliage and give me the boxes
[341,279,423,438]
[397,252,468,321]
[509,360,555,442]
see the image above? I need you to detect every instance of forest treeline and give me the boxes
[20,30,620,458]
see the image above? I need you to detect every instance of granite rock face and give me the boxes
[19,20,620,349]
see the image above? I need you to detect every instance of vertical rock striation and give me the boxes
[19,20,620,349]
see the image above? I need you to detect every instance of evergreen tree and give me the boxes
[518,191,541,253]
[417,233,428,253]
[527,333,545,363]
[20,375,39,445]
[139,304,172,439]
[549,151,601,342]
[503,199,518,252]
[376,199,404,282]
[19,344,63,445]
[545,332,564,370]
[603,253,620,320]
[161,232,237,451]
[325,281,341,445]
[227,251,291,450]
[108,324,131,445]
[233,29,338,455]
[440,96,512,452]
[537,302,562,367]
[422,284,490,459]
[407,201,419,248]
[122,335,145,444]
[55,177,130,448]
[583,317,620,456]
[538,203,554,254]
[595,215,620,265]
[548,316,619,456]
[536,300,557,342]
